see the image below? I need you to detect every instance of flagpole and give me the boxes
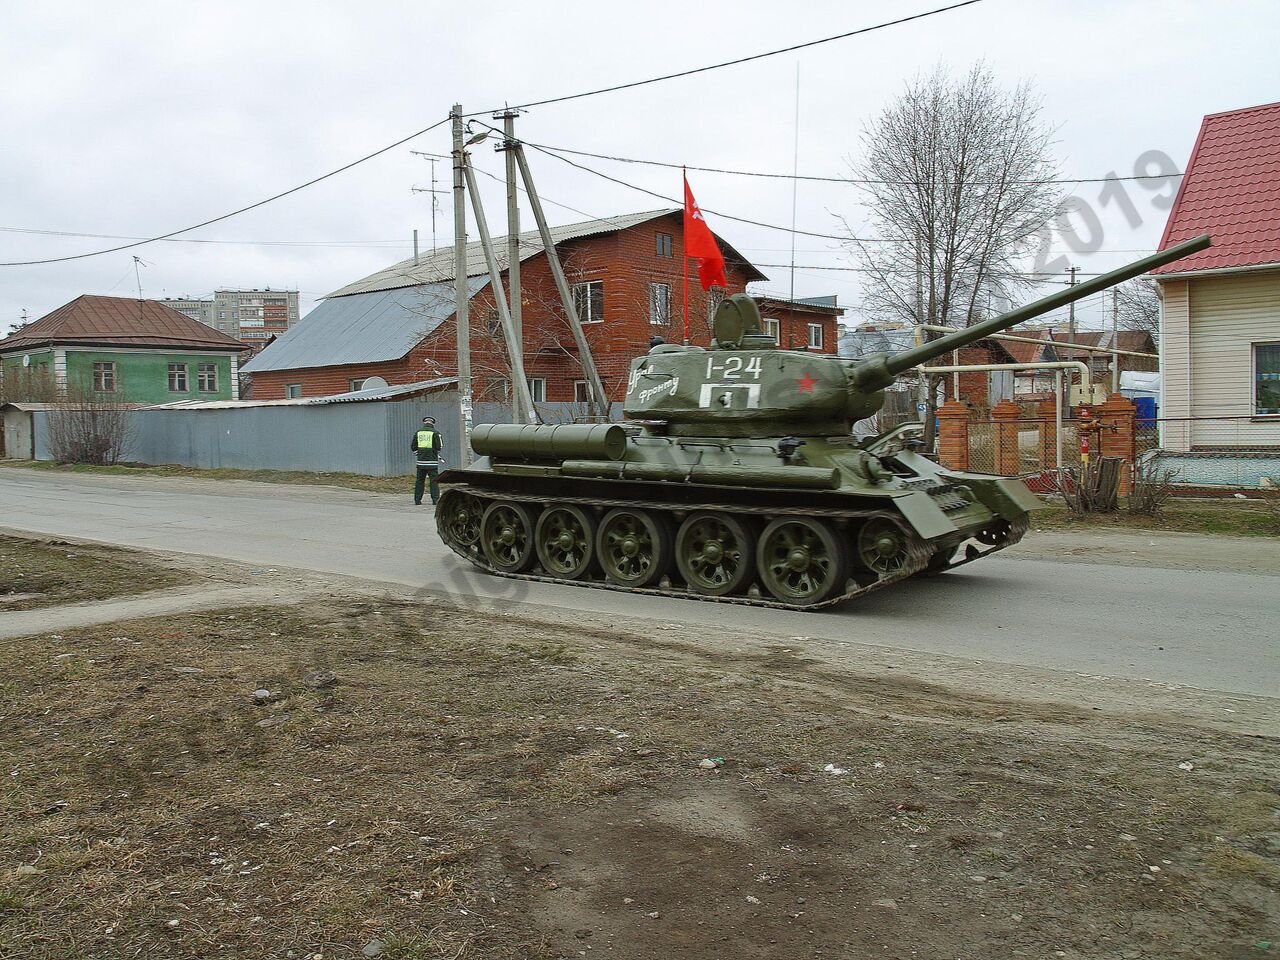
[682,168,690,345]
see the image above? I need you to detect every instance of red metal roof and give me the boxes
[1153,100,1280,275]
[0,295,248,352]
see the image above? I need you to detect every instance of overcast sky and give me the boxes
[2,0,1276,334]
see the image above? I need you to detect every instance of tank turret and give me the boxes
[436,235,1210,608]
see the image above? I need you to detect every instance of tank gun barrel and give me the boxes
[864,235,1209,385]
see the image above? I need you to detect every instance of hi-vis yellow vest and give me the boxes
[416,430,437,461]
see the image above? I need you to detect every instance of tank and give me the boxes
[436,235,1209,609]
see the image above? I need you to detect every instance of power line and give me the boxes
[0,225,413,249]
[465,0,988,117]
[522,139,902,243]
[511,140,1184,187]
[0,117,451,267]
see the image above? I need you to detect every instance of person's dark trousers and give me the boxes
[414,465,440,505]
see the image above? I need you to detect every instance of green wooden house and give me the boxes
[0,295,248,404]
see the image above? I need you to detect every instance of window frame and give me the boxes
[349,378,367,392]
[167,361,189,393]
[528,377,547,403]
[762,318,780,343]
[285,384,302,399]
[573,380,590,403]
[649,281,671,326]
[197,362,219,393]
[92,360,116,393]
[1254,340,1280,418]
[807,322,823,350]
[572,280,605,324]
[655,233,673,258]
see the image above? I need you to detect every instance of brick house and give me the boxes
[243,209,842,403]
[0,295,248,404]
[752,294,844,353]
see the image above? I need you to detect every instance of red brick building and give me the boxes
[244,209,844,403]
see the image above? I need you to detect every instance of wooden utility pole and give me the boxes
[511,142,610,419]
[461,154,537,424]
[451,105,473,466]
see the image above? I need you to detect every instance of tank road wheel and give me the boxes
[757,517,848,606]
[675,511,757,597]
[596,508,673,588]
[535,504,598,580]
[436,490,483,555]
[480,501,538,573]
[854,518,914,578]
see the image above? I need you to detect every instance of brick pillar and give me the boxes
[1097,393,1137,493]
[1038,398,1058,470]
[992,400,1023,476]
[936,400,971,471]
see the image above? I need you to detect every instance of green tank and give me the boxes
[436,235,1209,608]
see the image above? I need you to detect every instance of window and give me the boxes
[572,280,605,324]
[92,361,116,393]
[762,318,780,343]
[655,233,673,257]
[1256,342,1280,416]
[574,380,590,403]
[485,308,503,338]
[197,362,218,393]
[349,378,367,392]
[168,362,189,392]
[286,384,303,399]
[807,323,823,350]
[528,378,547,403]
[649,282,671,326]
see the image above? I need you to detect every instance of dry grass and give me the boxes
[0,459,407,495]
[0,600,1276,959]
[0,535,189,610]
[1033,497,1280,537]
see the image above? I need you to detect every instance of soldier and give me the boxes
[411,415,443,505]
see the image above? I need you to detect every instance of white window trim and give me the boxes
[168,362,189,392]
[807,322,823,350]
[573,379,590,403]
[528,377,547,403]
[762,318,780,343]
[1254,339,1280,418]
[649,281,671,326]
[286,384,302,399]
[197,362,219,393]
[573,280,604,324]
[93,361,117,393]
[349,378,367,392]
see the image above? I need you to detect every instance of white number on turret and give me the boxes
[706,355,763,381]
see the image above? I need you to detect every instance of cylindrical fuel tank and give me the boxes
[471,423,627,462]
[560,459,840,489]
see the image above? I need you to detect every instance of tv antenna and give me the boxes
[411,150,449,255]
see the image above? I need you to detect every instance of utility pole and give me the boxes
[511,142,610,419]
[451,105,473,467]
[461,152,537,424]
[914,233,935,448]
[1065,264,1078,407]
[412,229,419,266]
[1111,286,1121,394]
[496,109,522,381]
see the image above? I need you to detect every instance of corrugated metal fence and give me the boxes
[29,397,622,477]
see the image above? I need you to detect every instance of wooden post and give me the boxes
[991,399,1023,476]
[936,400,971,471]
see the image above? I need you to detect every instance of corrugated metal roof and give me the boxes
[326,209,679,298]
[0,295,248,353]
[839,328,915,359]
[241,280,486,374]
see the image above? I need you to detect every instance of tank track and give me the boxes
[436,482,1028,611]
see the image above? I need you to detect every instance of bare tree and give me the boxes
[1114,277,1161,346]
[849,63,1062,330]
[46,381,135,465]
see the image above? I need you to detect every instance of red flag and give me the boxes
[683,175,727,290]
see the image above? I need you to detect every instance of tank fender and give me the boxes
[888,491,958,540]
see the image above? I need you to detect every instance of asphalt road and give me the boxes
[0,467,1275,698]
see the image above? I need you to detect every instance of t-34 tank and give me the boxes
[436,235,1208,608]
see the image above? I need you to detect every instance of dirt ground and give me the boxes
[1,597,1275,960]
[0,535,189,611]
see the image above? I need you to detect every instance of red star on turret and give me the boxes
[796,373,817,394]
